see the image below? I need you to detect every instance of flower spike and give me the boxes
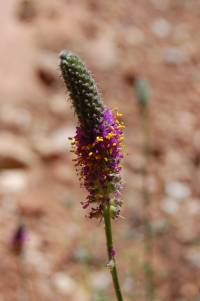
[60,51,125,301]
[60,51,125,219]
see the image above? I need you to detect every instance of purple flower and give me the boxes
[71,108,125,219]
[111,248,116,257]
[11,224,27,255]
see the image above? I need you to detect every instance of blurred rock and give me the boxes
[51,127,74,151]
[0,170,28,193]
[36,52,60,89]
[126,153,144,174]
[53,273,76,295]
[53,269,89,300]
[18,194,46,218]
[0,105,31,133]
[88,33,118,70]
[151,18,171,38]
[26,232,51,273]
[32,126,74,160]
[90,271,111,291]
[151,0,169,10]
[123,277,135,293]
[37,279,55,300]
[163,47,189,65]
[26,249,51,274]
[0,133,38,169]
[185,199,200,215]
[52,162,75,185]
[65,222,80,238]
[123,27,145,46]
[161,197,179,215]
[0,196,17,214]
[49,95,70,117]
[186,250,200,268]
[165,181,191,200]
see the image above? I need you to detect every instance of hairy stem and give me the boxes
[103,203,124,301]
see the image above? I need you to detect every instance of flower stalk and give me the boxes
[134,79,154,301]
[60,51,125,301]
[103,203,124,301]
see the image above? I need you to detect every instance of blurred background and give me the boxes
[1,0,200,300]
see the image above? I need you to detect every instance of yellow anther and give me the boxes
[89,152,93,156]
[106,133,116,140]
[96,136,104,142]
[116,112,123,117]
[104,158,108,162]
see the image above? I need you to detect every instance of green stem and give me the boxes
[103,203,124,301]
[141,107,154,301]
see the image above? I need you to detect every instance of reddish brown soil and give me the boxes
[1,0,200,300]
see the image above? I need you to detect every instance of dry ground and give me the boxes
[0,0,200,300]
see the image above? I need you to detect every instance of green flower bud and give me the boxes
[134,78,151,107]
[59,51,104,135]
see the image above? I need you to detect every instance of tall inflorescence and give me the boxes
[60,51,125,219]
